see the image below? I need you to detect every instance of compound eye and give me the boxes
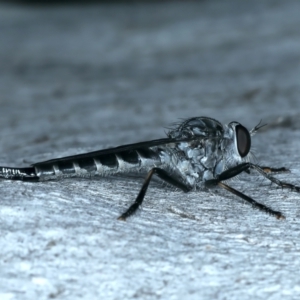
[236,124,251,157]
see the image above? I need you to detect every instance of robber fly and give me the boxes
[0,117,298,220]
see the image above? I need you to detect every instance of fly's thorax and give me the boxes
[160,139,224,186]
[158,142,201,186]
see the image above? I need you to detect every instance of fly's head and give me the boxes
[222,121,252,168]
[232,122,251,158]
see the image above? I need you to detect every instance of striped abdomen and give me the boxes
[33,147,161,180]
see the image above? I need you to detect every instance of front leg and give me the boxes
[260,166,290,174]
[215,163,299,192]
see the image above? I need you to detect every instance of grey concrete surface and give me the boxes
[1,1,300,299]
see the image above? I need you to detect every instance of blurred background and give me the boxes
[1,0,300,165]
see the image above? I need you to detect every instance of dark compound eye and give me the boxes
[236,124,251,157]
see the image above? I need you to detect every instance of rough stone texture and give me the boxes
[0,1,300,299]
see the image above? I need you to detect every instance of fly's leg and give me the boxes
[245,166,290,175]
[118,168,190,221]
[205,163,289,219]
[218,182,284,219]
[216,163,300,192]
[260,166,290,174]
[250,164,300,193]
